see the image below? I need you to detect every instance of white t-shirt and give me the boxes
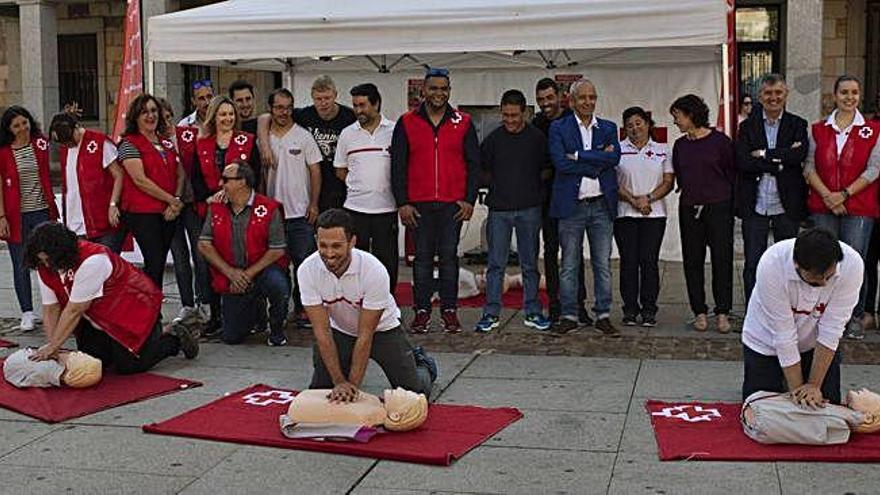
[39,253,114,305]
[575,113,602,199]
[742,239,863,368]
[267,125,322,219]
[616,138,672,218]
[65,139,118,236]
[334,117,397,214]
[297,248,401,337]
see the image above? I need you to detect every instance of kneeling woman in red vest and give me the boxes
[0,106,60,332]
[24,222,199,372]
[48,113,125,253]
[116,94,186,289]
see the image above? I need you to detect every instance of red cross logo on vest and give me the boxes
[254,204,268,218]
[234,134,248,146]
[450,111,462,125]
[860,127,874,140]
[242,390,295,407]
[645,150,654,158]
[86,140,99,154]
[35,138,48,151]
[161,139,174,150]
[61,269,75,284]
[181,129,194,143]
[651,404,721,423]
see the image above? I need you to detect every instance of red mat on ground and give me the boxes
[0,358,201,423]
[647,400,880,462]
[0,338,18,348]
[144,384,523,466]
[394,282,549,309]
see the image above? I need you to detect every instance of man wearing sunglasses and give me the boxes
[198,161,290,346]
[741,227,863,408]
[178,79,214,127]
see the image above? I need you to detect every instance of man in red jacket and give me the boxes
[24,222,199,372]
[390,68,480,334]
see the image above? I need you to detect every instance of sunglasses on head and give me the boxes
[425,67,449,79]
[221,175,243,183]
[192,79,213,91]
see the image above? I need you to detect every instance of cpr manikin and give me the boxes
[280,387,429,437]
[3,348,102,388]
[741,388,880,445]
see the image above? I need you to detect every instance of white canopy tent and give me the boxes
[147,0,729,261]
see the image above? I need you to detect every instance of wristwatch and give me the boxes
[646,192,654,202]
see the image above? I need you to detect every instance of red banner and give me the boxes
[112,0,144,142]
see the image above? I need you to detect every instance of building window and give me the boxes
[57,34,99,120]
[867,1,880,114]
[736,4,784,101]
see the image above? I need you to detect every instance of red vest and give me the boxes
[197,131,255,194]
[0,135,60,243]
[60,129,118,239]
[208,193,288,294]
[120,132,179,214]
[807,120,880,218]
[175,125,198,180]
[400,108,470,203]
[37,241,163,354]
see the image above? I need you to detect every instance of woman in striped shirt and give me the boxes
[0,106,59,331]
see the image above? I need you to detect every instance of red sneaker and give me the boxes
[441,309,462,334]
[410,309,431,334]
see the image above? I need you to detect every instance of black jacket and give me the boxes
[735,111,809,220]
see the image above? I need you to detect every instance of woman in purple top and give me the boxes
[670,94,736,333]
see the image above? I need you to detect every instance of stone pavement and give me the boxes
[1,256,880,493]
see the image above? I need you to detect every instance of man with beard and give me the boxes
[228,79,263,190]
[300,209,438,400]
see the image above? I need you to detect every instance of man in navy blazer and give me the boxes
[548,79,621,336]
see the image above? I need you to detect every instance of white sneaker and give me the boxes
[173,306,197,323]
[20,311,35,332]
[195,304,210,324]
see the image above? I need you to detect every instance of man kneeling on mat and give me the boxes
[24,222,199,372]
[299,209,438,402]
[742,227,862,407]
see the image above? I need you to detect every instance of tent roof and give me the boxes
[147,0,727,63]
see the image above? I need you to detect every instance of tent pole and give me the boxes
[722,42,731,137]
[147,60,155,95]
[282,58,295,91]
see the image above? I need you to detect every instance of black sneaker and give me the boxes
[551,318,579,335]
[622,314,638,326]
[171,321,200,359]
[578,307,594,327]
[267,331,288,347]
[595,317,621,337]
[202,316,221,337]
[641,314,657,327]
[412,345,439,383]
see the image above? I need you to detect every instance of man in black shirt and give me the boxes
[475,90,552,333]
[295,75,356,212]
[532,78,589,324]
[229,79,263,191]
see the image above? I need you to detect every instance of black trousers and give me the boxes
[309,326,433,395]
[542,206,586,315]
[741,344,842,404]
[124,212,178,289]
[346,209,399,293]
[741,213,800,306]
[864,220,880,314]
[678,200,734,316]
[613,217,666,318]
[76,318,180,374]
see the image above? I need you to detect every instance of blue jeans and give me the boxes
[169,205,210,307]
[220,265,290,344]
[412,202,462,311]
[558,198,613,319]
[741,213,799,305]
[484,206,542,317]
[811,214,874,318]
[284,217,317,313]
[8,209,50,313]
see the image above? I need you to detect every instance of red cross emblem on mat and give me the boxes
[242,390,295,407]
[651,405,721,423]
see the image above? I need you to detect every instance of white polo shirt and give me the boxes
[266,124,322,219]
[297,248,401,337]
[742,239,863,368]
[39,254,114,305]
[65,139,118,236]
[575,113,602,199]
[616,138,671,218]
[334,117,397,214]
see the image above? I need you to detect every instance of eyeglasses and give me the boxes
[425,67,450,79]
[221,175,243,183]
[192,79,213,91]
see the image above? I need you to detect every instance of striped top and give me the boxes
[12,145,48,213]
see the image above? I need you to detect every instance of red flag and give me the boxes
[112,0,144,142]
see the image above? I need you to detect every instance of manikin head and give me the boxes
[847,388,880,433]
[382,387,429,431]
[284,387,428,432]
[58,351,103,388]
[3,349,101,388]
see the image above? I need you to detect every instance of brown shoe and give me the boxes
[716,314,731,334]
[441,309,462,334]
[862,313,876,331]
[551,318,579,335]
[693,313,708,332]
[595,318,620,337]
[410,309,431,334]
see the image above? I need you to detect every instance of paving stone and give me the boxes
[462,354,638,382]
[485,409,624,453]
[777,462,880,495]
[0,465,193,494]
[608,453,780,494]
[0,421,60,458]
[633,360,743,401]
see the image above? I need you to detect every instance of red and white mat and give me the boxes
[144,384,523,466]
[647,400,880,462]
[0,338,18,348]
